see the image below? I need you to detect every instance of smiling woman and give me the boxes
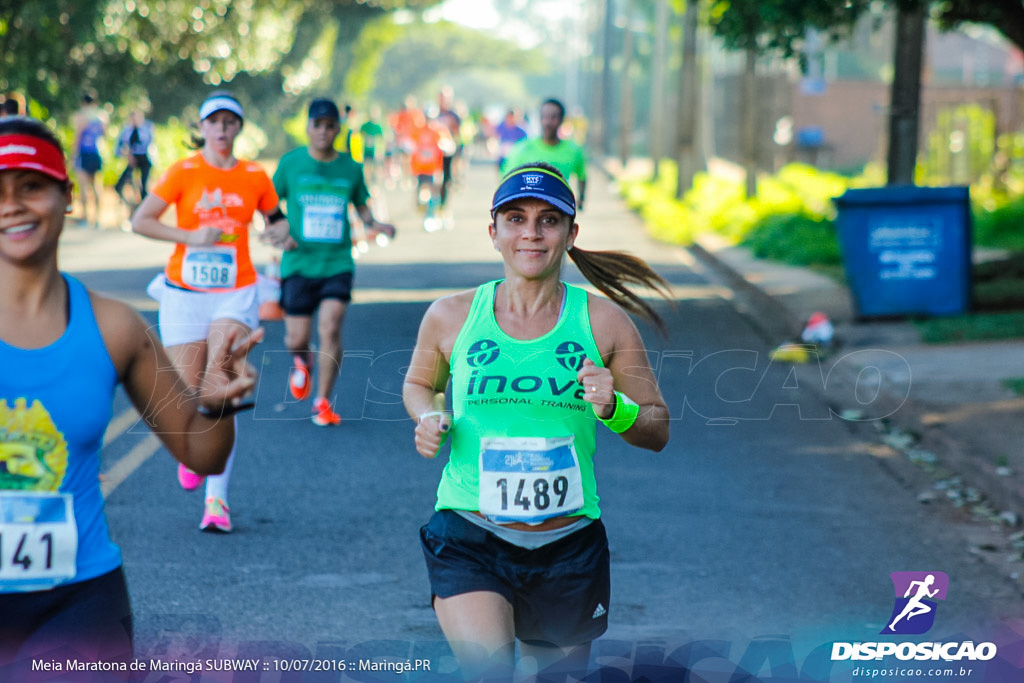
[0,116,259,676]
[402,162,673,679]
[131,91,291,533]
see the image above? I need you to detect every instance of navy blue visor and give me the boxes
[491,166,576,217]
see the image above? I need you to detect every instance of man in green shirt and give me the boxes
[502,98,587,211]
[359,104,386,186]
[270,97,396,426]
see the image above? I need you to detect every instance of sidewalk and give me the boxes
[605,159,1024,529]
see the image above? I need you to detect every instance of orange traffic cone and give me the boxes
[259,299,285,321]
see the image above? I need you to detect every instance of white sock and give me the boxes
[205,419,236,504]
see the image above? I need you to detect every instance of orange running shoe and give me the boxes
[312,397,341,427]
[289,356,311,400]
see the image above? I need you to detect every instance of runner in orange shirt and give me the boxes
[132,92,294,533]
[409,112,454,232]
[388,95,421,190]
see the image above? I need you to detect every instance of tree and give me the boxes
[357,20,548,108]
[709,0,1024,185]
[649,0,671,180]
[676,0,704,198]
[0,0,443,122]
[0,0,117,115]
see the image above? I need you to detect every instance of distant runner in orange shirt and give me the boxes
[388,95,422,189]
[409,113,454,232]
[132,92,293,534]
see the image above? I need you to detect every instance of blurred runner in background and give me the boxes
[270,97,396,427]
[132,92,291,533]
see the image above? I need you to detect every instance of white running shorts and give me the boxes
[157,280,259,347]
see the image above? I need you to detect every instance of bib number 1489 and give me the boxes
[495,475,570,512]
[478,436,584,523]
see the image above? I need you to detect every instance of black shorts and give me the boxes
[420,510,610,648]
[76,152,102,174]
[280,271,354,316]
[0,567,133,674]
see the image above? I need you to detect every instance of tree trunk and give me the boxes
[650,0,669,181]
[886,2,926,185]
[600,0,617,158]
[742,47,758,198]
[676,0,703,198]
[619,0,634,168]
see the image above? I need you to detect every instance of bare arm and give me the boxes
[259,206,297,250]
[94,296,261,474]
[579,297,669,451]
[131,194,222,246]
[403,302,453,458]
[355,203,396,239]
[402,295,472,458]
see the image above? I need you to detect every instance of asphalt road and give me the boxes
[55,157,1024,682]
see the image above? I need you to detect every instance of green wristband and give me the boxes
[598,391,639,433]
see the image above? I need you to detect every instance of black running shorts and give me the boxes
[76,152,102,174]
[420,509,610,648]
[0,567,133,675]
[280,271,354,316]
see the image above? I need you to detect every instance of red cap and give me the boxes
[807,312,828,326]
[0,134,68,182]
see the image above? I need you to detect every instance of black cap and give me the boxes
[308,98,340,122]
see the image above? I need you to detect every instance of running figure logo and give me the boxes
[466,339,500,368]
[881,571,949,635]
[554,341,587,371]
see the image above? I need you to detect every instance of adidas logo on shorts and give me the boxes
[592,603,607,619]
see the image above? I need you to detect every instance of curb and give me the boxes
[688,238,802,343]
[685,233,1024,520]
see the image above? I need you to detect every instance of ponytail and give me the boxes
[568,246,672,336]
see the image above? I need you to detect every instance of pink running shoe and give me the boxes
[177,463,205,490]
[200,497,232,533]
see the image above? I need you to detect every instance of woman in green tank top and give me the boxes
[403,163,671,680]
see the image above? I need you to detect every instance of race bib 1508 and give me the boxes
[182,247,238,289]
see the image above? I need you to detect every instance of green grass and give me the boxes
[973,278,1024,309]
[742,213,842,266]
[914,311,1024,344]
[618,161,1024,344]
[974,196,1024,252]
[1002,378,1024,396]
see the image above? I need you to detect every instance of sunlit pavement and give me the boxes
[51,156,1024,679]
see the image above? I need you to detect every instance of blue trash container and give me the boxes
[833,186,972,317]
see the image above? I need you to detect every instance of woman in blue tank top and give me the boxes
[403,163,672,679]
[72,92,107,229]
[0,117,262,676]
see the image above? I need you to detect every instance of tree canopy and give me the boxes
[0,0,443,120]
[708,0,1024,58]
[352,19,548,108]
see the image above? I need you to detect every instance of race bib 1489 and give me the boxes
[478,436,584,524]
